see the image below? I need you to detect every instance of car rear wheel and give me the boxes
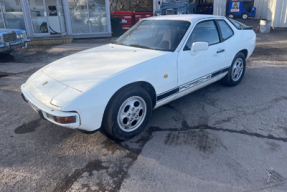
[102,86,152,140]
[221,52,246,86]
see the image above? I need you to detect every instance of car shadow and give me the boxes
[0,53,15,62]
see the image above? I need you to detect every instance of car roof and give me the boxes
[146,14,225,23]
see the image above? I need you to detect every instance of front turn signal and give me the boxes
[55,116,76,124]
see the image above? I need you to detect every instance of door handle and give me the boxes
[217,49,225,53]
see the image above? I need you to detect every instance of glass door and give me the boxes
[88,0,108,33]
[45,0,65,35]
[0,3,5,28]
[68,0,90,33]
[0,1,26,30]
[28,0,49,34]
[28,0,66,35]
[68,0,108,34]
[56,0,67,35]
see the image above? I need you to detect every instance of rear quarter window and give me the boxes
[218,20,234,40]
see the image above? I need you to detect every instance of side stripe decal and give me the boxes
[157,87,179,101]
[179,73,211,93]
[211,70,221,78]
[156,67,230,102]
[221,67,230,73]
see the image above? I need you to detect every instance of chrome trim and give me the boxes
[2,31,17,43]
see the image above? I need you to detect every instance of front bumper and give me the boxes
[0,39,31,53]
[21,84,81,129]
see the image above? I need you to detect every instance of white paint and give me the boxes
[21,84,80,129]
[146,14,225,22]
[22,15,256,132]
[254,0,287,27]
[42,44,169,92]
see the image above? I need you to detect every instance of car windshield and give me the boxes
[115,20,191,52]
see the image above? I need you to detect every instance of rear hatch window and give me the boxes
[228,18,253,30]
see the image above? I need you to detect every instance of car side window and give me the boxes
[184,20,220,50]
[218,20,234,40]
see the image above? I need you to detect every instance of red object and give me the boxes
[112,11,134,31]
[134,11,153,24]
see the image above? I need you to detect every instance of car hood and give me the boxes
[0,29,24,33]
[42,44,169,92]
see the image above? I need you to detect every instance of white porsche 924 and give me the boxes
[21,15,256,140]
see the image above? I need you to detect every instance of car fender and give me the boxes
[224,18,256,66]
[62,52,178,131]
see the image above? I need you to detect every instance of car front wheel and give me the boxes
[221,52,246,86]
[228,14,234,19]
[102,86,152,140]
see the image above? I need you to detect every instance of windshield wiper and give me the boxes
[129,44,155,50]
[113,41,127,46]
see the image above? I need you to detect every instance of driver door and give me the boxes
[177,20,226,93]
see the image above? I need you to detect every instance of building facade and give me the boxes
[254,0,287,28]
[0,0,111,38]
[213,0,287,28]
[154,0,287,28]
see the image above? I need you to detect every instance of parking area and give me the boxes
[1,21,287,192]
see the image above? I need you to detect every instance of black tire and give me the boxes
[228,14,234,19]
[1,50,13,54]
[221,52,246,86]
[40,23,48,33]
[102,86,152,140]
[242,13,248,20]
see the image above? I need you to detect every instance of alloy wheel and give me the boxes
[242,14,248,19]
[117,96,147,132]
[232,58,244,81]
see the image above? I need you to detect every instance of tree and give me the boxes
[110,0,153,12]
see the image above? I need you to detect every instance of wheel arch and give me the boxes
[101,81,157,126]
[239,49,248,59]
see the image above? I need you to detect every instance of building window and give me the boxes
[1,0,26,30]
[0,12,5,28]
[68,0,108,34]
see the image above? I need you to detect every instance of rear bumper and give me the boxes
[21,84,81,129]
[0,39,31,53]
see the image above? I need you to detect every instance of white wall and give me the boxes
[254,0,275,19]
[272,0,287,27]
[213,0,226,16]
[254,0,287,27]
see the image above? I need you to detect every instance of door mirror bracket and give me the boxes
[189,42,209,56]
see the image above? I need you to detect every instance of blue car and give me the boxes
[0,29,31,54]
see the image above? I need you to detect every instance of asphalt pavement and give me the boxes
[0,28,287,192]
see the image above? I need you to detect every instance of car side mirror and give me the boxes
[158,1,161,5]
[190,42,208,56]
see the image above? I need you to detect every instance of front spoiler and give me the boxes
[21,84,81,129]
